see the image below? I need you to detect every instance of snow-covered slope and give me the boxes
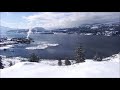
[0,53,120,78]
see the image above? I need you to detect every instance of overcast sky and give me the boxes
[0,12,120,30]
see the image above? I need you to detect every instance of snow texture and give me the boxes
[0,53,120,78]
[0,45,14,50]
[25,43,59,50]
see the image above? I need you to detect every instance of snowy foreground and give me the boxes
[0,53,120,78]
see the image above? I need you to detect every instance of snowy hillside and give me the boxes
[0,53,120,78]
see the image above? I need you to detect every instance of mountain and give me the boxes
[51,22,120,36]
[0,26,16,31]
[32,27,46,32]
[0,26,17,34]
[3,21,120,36]
[7,27,48,33]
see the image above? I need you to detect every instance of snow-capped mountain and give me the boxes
[2,21,120,36]
[32,27,46,32]
[7,27,49,34]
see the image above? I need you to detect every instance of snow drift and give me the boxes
[0,45,14,50]
[0,53,120,78]
[25,43,59,50]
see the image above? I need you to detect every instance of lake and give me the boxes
[0,32,120,59]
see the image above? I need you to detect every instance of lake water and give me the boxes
[0,32,120,59]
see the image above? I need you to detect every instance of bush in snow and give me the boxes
[58,59,62,66]
[65,57,71,66]
[28,53,40,62]
[96,57,102,61]
[118,52,120,60]
[0,56,4,69]
[93,53,102,61]
[21,60,27,62]
[9,61,13,66]
[71,60,74,64]
[75,45,85,63]
[93,53,98,61]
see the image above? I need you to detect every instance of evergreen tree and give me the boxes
[65,57,71,65]
[58,59,62,66]
[0,56,4,69]
[28,53,40,62]
[118,52,120,60]
[9,61,13,66]
[75,45,85,63]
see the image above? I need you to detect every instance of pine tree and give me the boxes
[58,59,62,66]
[28,53,40,62]
[75,45,85,63]
[65,57,71,65]
[9,61,13,66]
[0,56,4,69]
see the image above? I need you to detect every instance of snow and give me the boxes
[84,33,93,35]
[0,53,120,78]
[26,43,59,50]
[91,26,98,29]
[0,41,16,45]
[0,55,27,68]
[0,45,14,50]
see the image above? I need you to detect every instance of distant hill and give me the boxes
[51,22,120,36]
[0,26,17,34]
[0,26,16,31]
[32,27,47,32]
[7,27,47,33]
[2,21,120,36]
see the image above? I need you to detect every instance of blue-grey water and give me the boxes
[0,32,120,59]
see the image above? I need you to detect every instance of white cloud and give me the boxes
[0,20,17,28]
[23,12,120,30]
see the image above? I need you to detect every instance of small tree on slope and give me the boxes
[93,52,98,61]
[0,56,4,69]
[28,53,40,62]
[9,61,13,66]
[58,58,62,66]
[65,57,71,65]
[93,52,102,61]
[75,45,85,63]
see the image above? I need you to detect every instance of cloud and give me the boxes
[23,12,120,29]
[1,20,25,29]
[0,20,17,28]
